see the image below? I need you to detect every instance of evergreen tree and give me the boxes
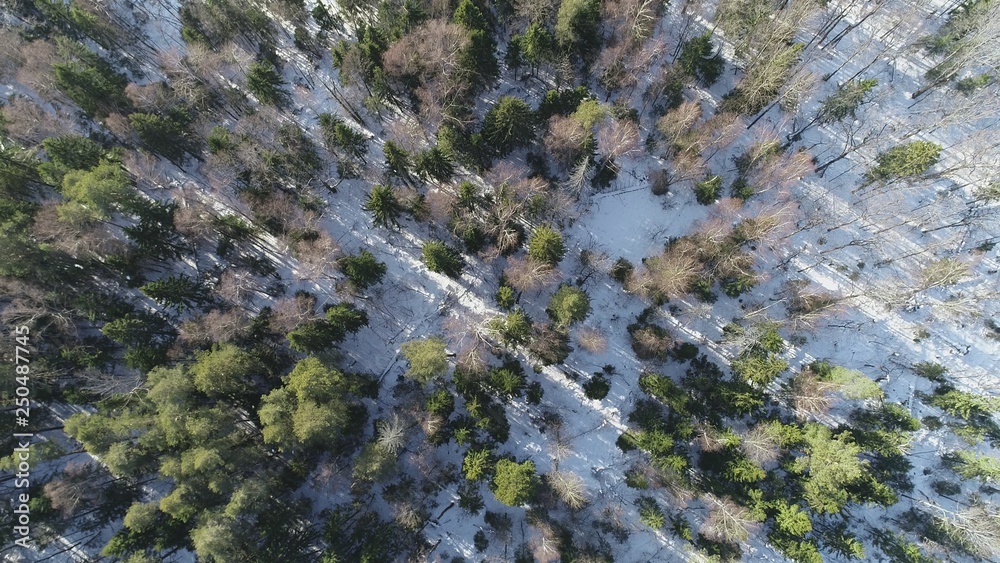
[863,141,942,185]
[140,275,209,312]
[286,303,367,353]
[129,111,195,162]
[338,249,387,291]
[414,146,454,182]
[383,140,411,179]
[319,113,368,160]
[59,162,136,223]
[364,184,403,228]
[39,135,103,182]
[52,46,129,117]
[527,225,566,266]
[464,448,492,481]
[189,344,265,399]
[453,0,499,86]
[492,459,538,506]
[679,33,724,85]
[246,61,287,105]
[400,336,449,383]
[482,96,536,157]
[694,175,722,205]
[555,0,602,63]
[817,79,879,124]
[518,22,556,75]
[547,285,591,327]
[488,309,533,347]
[422,241,465,278]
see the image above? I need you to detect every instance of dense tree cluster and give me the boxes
[0,0,996,562]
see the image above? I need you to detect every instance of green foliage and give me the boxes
[353,442,397,482]
[319,113,368,160]
[583,374,611,400]
[491,459,537,506]
[944,450,1000,482]
[487,361,526,398]
[694,175,722,205]
[488,309,533,347]
[864,141,942,184]
[246,61,287,105]
[463,448,492,481]
[400,336,449,383]
[414,146,454,182]
[538,86,591,120]
[773,501,812,537]
[955,73,993,94]
[39,135,103,182]
[312,2,337,31]
[59,162,136,224]
[817,79,878,123]
[547,285,591,327]
[513,22,556,74]
[129,111,195,162]
[426,389,454,418]
[679,33,724,85]
[721,274,757,298]
[636,496,665,528]
[792,424,893,514]
[912,361,947,382]
[482,96,535,157]
[189,344,264,399]
[527,225,566,266]
[383,140,410,178]
[260,357,359,450]
[571,99,607,130]
[495,285,516,310]
[453,0,499,86]
[422,241,465,278]
[285,303,368,354]
[52,44,129,117]
[338,250,387,291]
[140,275,209,312]
[555,0,601,61]
[731,354,788,387]
[364,184,402,228]
[926,385,1000,421]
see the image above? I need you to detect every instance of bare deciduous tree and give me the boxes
[701,494,759,545]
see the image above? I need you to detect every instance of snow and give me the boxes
[6,0,1000,561]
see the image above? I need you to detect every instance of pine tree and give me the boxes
[488,310,533,347]
[59,162,136,222]
[190,344,265,399]
[246,61,287,105]
[400,336,449,383]
[129,112,194,162]
[679,33,724,85]
[463,448,492,481]
[547,285,591,327]
[364,184,402,228]
[338,250,387,291]
[492,459,538,506]
[414,146,454,182]
[422,241,465,278]
[140,275,209,312]
[863,141,942,185]
[383,140,411,179]
[482,96,536,157]
[527,225,566,266]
